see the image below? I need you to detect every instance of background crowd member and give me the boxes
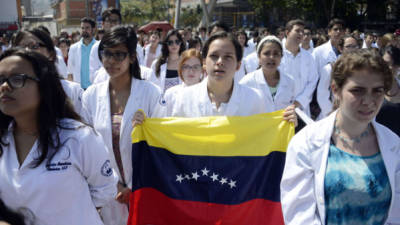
[208,20,230,36]
[0,48,117,225]
[12,29,83,115]
[154,48,203,116]
[301,26,314,54]
[198,26,207,42]
[281,19,318,117]
[313,18,345,78]
[58,38,71,65]
[68,17,97,89]
[281,49,399,225]
[376,45,400,136]
[362,32,375,49]
[317,34,360,119]
[236,29,252,57]
[89,8,122,82]
[143,30,162,68]
[82,26,161,225]
[240,36,296,112]
[96,28,105,41]
[188,36,202,52]
[71,31,80,43]
[149,29,186,92]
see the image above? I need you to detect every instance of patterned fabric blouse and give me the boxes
[324,144,391,225]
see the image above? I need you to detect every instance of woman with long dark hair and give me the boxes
[0,48,117,225]
[12,28,83,115]
[82,25,161,225]
[148,29,186,92]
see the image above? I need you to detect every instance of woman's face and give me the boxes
[259,42,282,74]
[205,38,240,84]
[383,52,393,69]
[333,69,385,125]
[149,34,160,45]
[0,56,40,118]
[18,33,50,59]
[167,35,181,55]
[181,56,202,86]
[59,42,69,57]
[101,44,132,79]
[237,34,246,47]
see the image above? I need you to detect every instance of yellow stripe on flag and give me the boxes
[132,110,294,157]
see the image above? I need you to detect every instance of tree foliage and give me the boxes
[248,0,394,28]
[120,0,172,26]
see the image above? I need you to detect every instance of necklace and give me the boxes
[334,123,371,146]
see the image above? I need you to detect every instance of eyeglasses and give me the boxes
[0,74,40,89]
[20,43,46,50]
[343,44,359,49]
[100,50,129,62]
[104,19,120,24]
[181,64,202,71]
[167,40,181,46]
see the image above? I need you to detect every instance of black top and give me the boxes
[166,69,179,78]
[376,100,400,136]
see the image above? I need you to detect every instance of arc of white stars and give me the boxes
[184,174,191,180]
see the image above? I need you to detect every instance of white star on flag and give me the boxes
[184,174,191,180]
[228,179,236,189]
[192,172,200,180]
[201,167,210,176]
[211,173,219,181]
[176,174,184,183]
[220,177,227,185]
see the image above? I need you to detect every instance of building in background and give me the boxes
[52,0,118,33]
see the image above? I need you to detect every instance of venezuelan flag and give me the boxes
[128,110,294,225]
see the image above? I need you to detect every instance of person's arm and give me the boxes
[67,46,74,82]
[281,131,322,225]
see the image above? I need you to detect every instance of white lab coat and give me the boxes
[148,61,182,92]
[153,83,186,117]
[55,55,68,79]
[280,47,319,115]
[67,39,99,84]
[55,46,63,59]
[281,111,400,225]
[243,45,254,58]
[81,77,161,225]
[243,51,259,74]
[143,44,162,68]
[240,68,296,111]
[312,40,338,77]
[92,66,153,84]
[234,60,247,82]
[60,79,84,116]
[0,119,118,225]
[316,63,333,120]
[168,78,266,117]
[89,41,102,83]
[136,44,144,66]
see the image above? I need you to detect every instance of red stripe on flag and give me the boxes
[127,188,284,225]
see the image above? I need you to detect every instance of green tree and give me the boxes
[181,6,203,28]
[120,0,172,25]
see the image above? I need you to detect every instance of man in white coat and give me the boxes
[280,19,318,116]
[67,17,97,89]
[312,18,345,77]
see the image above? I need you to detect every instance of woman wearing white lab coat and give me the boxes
[143,30,162,68]
[0,49,118,225]
[82,26,161,225]
[281,49,400,225]
[12,28,84,115]
[136,32,296,122]
[240,36,296,112]
[154,48,204,117]
[148,29,186,92]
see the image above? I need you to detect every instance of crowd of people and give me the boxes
[0,6,399,225]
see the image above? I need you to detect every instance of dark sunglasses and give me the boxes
[166,40,181,46]
[0,74,40,89]
[100,50,129,62]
